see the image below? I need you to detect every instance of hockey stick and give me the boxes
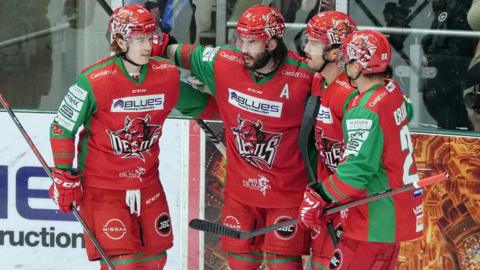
[0,94,116,270]
[189,173,448,239]
[97,0,113,15]
[194,119,226,156]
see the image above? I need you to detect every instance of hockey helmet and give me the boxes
[306,11,357,47]
[342,30,391,74]
[236,4,285,40]
[109,4,157,42]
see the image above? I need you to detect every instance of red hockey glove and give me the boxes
[48,168,83,214]
[298,187,331,229]
[151,32,169,57]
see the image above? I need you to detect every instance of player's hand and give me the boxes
[298,186,330,229]
[186,76,211,94]
[48,168,82,214]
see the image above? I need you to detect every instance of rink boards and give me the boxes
[0,112,203,270]
[1,112,480,270]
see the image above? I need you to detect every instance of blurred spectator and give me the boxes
[144,0,174,33]
[229,0,262,21]
[383,0,417,52]
[0,0,52,109]
[191,0,215,43]
[421,0,475,130]
[463,0,480,131]
[467,0,480,30]
[270,0,301,23]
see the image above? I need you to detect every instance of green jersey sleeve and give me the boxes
[176,79,210,118]
[176,44,218,96]
[322,107,384,201]
[403,95,414,123]
[51,75,96,139]
[50,75,96,169]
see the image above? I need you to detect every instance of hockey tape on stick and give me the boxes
[189,218,298,240]
[0,93,116,270]
[194,119,226,156]
[190,173,448,239]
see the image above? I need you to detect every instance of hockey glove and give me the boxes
[299,186,331,229]
[48,168,82,214]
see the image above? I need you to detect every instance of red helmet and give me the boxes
[236,4,285,40]
[109,4,157,42]
[342,30,391,74]
[306,11,357,47]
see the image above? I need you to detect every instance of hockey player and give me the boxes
[170,5,314,270]
[48,4,179,270]
[300,11,357,270]
[299,30,423,269]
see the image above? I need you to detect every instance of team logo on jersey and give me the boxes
[228,89,283,118]
[242,174,271,196]
[107,115,161,162]
[232,115,282,169]
[315,128,344,173]
[274,216,297,240]
[155,213,172,237]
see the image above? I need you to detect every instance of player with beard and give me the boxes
[169,4,314,270]
[48,4,181,269]
[299,11,357,270]
[299,30,422,270]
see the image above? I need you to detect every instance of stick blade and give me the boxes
[189,219,241,239]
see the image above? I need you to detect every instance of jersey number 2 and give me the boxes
[400,125,419,185]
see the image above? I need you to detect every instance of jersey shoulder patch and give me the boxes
[200,46,221,62]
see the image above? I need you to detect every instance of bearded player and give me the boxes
[170,5,315,270]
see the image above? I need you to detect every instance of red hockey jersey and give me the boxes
[175,45,315,208]
[313,72,356,180]
[50,56,180,190]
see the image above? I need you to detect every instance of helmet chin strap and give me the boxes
[346,66,363,81]
[120,47,143,67]
[316,46,336,73]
